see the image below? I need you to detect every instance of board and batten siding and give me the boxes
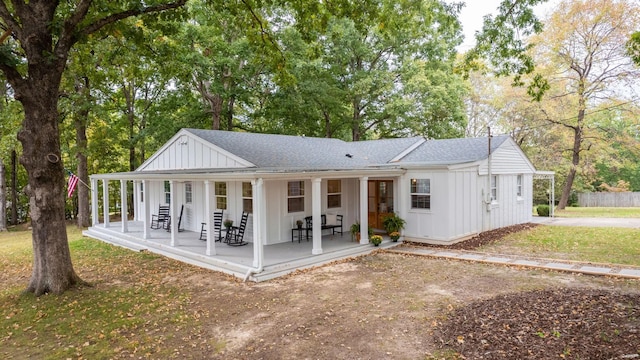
[138,133,251,171]
[486,173,533,229]
[447,168,482,242]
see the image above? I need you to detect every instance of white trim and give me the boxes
[389,138,426,162]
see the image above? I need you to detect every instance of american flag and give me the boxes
[67,173,79,198]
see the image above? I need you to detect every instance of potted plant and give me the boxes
[370,234,383,246]
[296,219,304,229]
[389,231,400,242]
[350,222,361,242]
[223,219,234,229]
[382,212,406,234]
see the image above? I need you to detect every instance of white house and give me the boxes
[84,129,548,281]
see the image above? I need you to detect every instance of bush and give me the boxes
[537,205,550,217]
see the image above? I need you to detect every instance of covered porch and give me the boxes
[83,220,398,281]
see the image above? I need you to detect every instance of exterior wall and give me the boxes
[485,173,533,230]
[401,169,453,243]
[139,133,250,171]
[479,140,535,175]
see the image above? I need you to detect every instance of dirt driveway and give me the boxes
[149,248,640,359]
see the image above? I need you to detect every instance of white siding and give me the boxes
[138,133,251,171]
[486,174,533,230]
[479,139,535,175]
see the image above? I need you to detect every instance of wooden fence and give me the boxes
[578,192,640,207]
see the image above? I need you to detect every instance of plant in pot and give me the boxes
[389,231,400,242]
[382,212,406,235]
[350,222,361,242]
[370,234,383,246]
[223,219,233,229]
[296,219,304,229]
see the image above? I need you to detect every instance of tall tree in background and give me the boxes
[0,0,187,295]
[531,0,640,209]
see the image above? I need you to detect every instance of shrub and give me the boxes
[537,205,550,217]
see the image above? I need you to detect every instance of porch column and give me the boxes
[169,180,177,247]
[120,180,128,233]
[91,177,99,225]
[205,180,216,256]
[142,180,150,240]
[252,178,265,268]
[132,180,139,222]
[312,178,322,255]
[102,179,110,228]
[359,176,369,244]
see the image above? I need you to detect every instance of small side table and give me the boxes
[291,227,308,243]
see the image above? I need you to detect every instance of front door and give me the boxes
[368,180,394,230]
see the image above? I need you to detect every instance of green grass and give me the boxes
[0,226,203,359]
[553,207,640,218]
[481,225,640,266]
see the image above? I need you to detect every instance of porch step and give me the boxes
[83,227,251,278]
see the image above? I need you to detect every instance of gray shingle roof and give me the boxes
[400,134,510,165]
[184,129,508,170]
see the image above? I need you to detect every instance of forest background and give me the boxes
[1,0,639,230]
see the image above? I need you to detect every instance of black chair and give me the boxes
[151,205,170,229]
[165,205,184,232]
[200,210,224,241]
[226,212,249,246]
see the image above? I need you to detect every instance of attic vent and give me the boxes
[345,153,353,158]
[179,141,188,146]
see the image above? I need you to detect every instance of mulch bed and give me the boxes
[409,223,640,359]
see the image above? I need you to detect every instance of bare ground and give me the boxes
[4,223,640,359]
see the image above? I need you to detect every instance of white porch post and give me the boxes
[91,177,99,225]
[102,179,110,228]
[132,180,139,222]
[312,178,322,255]
[142,180,150,240]
[359,176,369,244]
[205,180,216,256]
[252,178,264,268]
[169,180,177,247]
[120,180,128,233]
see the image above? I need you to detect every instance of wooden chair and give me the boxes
[200,210,224,241]
[226,212,249,246]
[151,205,170,229]
[165,205,184,232]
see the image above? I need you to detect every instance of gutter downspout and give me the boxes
[486,127,492,231]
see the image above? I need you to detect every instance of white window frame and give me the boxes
[185,182,193,204]
[287,181,305,213]
[215,182,227,210]
[516,174,523,198]
[242,182,253,213]
[491,175,498,202]
[327,179,342,209]
[410,178,430,210]
[164,180,171,204]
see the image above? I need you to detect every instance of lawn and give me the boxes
[1,224,639,359]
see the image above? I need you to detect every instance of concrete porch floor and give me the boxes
[83,221,398,281]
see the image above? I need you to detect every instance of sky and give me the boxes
[452,0,560,51]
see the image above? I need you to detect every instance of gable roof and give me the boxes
[135,129,527,175]
[400,134,510,165]
[185,129,425,170]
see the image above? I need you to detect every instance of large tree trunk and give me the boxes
[10,150,17,226]
[0,158,6,232]
[12,62,83,295]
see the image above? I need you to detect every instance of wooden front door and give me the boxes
[368,180,394,230]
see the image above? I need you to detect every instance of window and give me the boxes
[140,182,144,202]
[516,175,523,197]
[287,181,305,213]
[410,179,430,209]
[164,181,171,204]
[327,179,342,208]
[185,182,192,204]
[242,182,253,213]
[215,182,227,210]
[491,175,498,201]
